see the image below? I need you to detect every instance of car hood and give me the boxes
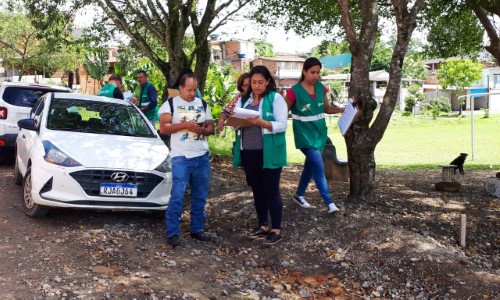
[42,131,169,170]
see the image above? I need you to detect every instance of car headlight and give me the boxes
[154,155,172,173]
[43,141,82,167]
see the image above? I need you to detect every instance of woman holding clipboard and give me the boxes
[285,57,344,213]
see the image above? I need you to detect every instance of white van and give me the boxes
[0,82,71,160]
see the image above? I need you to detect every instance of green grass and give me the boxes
[209,112,500,170]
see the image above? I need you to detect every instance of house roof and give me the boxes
[320,53,352,69]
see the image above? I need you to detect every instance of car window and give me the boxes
[32,96,46,128]
[2,87,66,108]
[30,96,46,118]
[46,98,155,137]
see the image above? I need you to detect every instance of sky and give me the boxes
[73,4,324,55]
[212,18,325,54]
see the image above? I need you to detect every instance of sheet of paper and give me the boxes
[231,106,260,119]
[123,91,134,102]
[337,99,358,136]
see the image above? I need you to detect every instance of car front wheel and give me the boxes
[22,167,49,217]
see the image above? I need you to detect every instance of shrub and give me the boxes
[482,108,490,118]
[402,111,412,117]
[404,95,417,111]
[426,96,451,119]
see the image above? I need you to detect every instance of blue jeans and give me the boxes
[296,148,333,205]
[166,152,210,238]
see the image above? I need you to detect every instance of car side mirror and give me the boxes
[18,118,37,131]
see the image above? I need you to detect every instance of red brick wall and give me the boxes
[224,41,240,60]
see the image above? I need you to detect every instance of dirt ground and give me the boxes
[0,157,498,300]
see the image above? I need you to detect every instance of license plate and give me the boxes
[100,183,138,197]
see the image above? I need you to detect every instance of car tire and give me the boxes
[14,156,23,185]
[21,167,49,217]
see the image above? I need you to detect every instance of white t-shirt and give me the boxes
[158,96,213,158]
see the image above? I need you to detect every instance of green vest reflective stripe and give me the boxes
[290,82,327,150]
[232,92,287,169]
[136,82,159,121]
[98,84,117,98]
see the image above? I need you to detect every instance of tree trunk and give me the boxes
[347,145,376,202]
[345,54,377,202]
[194,40,211,94]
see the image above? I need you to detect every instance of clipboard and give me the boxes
[167,88,179,98]
[225,117,252,128]
[337,99,360,136]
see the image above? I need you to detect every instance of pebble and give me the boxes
[298,289,313,298]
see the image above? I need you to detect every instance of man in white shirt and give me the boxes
[159,73,215,248]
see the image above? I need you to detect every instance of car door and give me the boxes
[17,96,46,173]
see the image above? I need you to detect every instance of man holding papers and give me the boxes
[285,57,344,214]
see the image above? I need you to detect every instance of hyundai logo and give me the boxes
[111,172,129,182]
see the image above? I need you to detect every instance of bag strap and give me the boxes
[168,97,207,114]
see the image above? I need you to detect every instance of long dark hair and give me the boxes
[242,65,276,101]
[300,57,322,82]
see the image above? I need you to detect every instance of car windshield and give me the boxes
[46,98,155,137]
[3,87,66,107]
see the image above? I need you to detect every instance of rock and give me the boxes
[221,289,229,296]
[298,289,313,298]
[485,177,500,197]
[362,281,370,288]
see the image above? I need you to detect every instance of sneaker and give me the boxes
[262,232,282,246]
[328,203,340,213]
[168,235,181,248]
[293,195,311,208]
[190,232,216,243]
[247,227,269,240]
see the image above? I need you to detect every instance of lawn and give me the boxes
[209,112,500,170]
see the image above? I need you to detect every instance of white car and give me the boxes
[0,82,71,160]
[15,92,172,217]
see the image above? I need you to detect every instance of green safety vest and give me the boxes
[290,82,327,151]
[135,82,159,121]
[98,84,117,98]
[232,91,287,169]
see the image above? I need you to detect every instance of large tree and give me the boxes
[22,0,251,99]
[0,9,78,81]
[423,0,500,62]
[257,0,424,201]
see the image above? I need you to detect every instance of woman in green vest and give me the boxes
[232,66,288,246]
[285,57,344,213]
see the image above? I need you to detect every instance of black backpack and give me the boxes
[157,97,208,148]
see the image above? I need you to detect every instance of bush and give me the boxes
[426,96,451,119]
[402,111,412,117]
[482,108,490,118]
[404,95,417,111]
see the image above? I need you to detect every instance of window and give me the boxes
[47,98,155,137]
[492,74,500,88]
[2,87,67,107]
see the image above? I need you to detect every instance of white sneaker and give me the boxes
[293,195,311,208]
[328,203,339,213]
